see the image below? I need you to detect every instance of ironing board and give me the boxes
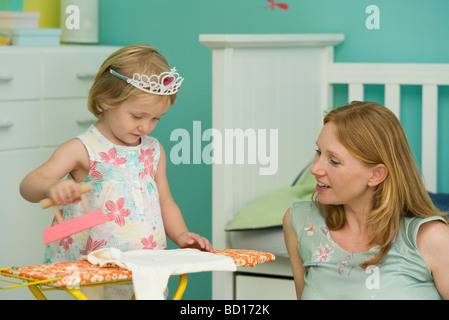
[0,249,275,300]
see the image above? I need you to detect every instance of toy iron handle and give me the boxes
[40,183,93,209]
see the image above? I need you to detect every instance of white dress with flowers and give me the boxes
[44,125,167,263]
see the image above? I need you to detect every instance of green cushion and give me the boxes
[225,163,316,231]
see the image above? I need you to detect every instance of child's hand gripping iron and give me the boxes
[41,183,109,244]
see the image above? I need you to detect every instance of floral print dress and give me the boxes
[290,201,445,299]
[44,125,167,263]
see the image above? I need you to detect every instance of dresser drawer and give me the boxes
[42,47,117,98]
[0,49,41,101]
[0,101,41,150]
[42,98,97,146]
[235,274,296,300]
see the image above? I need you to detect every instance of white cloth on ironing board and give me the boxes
[84,248,236,300]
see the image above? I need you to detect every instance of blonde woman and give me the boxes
[284,101,449,299]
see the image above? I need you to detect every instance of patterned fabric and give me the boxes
[2,260,132,288]
[44,125,167,263]
[214,249,275,267]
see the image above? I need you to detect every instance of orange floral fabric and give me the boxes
[2,260,131,287]
[214,249,275,267]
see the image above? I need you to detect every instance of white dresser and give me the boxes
[0,45,119,299]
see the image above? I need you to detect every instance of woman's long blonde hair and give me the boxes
[87,44,176,118]
[315,101,447,268]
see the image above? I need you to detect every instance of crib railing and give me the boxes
[326,63,449,193]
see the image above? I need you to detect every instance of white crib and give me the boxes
[200,34,449,300]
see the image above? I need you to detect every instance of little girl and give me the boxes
[20,44,212,267]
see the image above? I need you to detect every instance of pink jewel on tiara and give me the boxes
[164,77,174,86]
[110,68,184,96]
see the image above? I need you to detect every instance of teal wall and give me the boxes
[0,0,23,11]
[97,0,449,299]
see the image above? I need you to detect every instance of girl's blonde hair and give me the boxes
[315,101,447,268]
[88,44,177,118]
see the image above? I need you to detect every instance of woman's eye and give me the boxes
[330,158,340,166]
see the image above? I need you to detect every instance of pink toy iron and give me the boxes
[41,183,109,244]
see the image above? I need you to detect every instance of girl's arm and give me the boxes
[283,208,306,299]
[155,143,212,252]
[19,138,89,205]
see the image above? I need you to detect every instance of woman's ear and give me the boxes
[368,164,388,187]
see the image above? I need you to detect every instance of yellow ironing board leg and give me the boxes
[64,287,88,300]
[172,274,188,300]
[28,284,47,300]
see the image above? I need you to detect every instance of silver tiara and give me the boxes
[110,68,183,95]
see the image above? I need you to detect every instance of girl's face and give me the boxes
[99,94,171,146]
[310,122,378,211]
